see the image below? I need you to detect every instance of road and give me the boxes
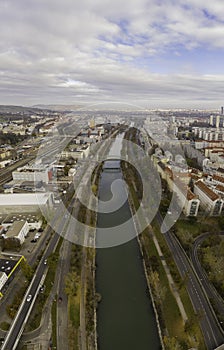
[56,239,71,350]
[1,232,60,350]
[156,212,224,349]
[191,232,224,320]
[1,195,73,350]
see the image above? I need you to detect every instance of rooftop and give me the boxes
[0,193,52,206]
[216,184,224,193]
[195,181,219,201]
[213,174,224,184]
[5,221,27,238]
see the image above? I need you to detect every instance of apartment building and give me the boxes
[155,160,200,216]
[194,180,223,215]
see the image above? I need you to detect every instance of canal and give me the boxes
[96,135,161,350]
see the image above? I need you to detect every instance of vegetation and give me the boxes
[6,285,27,319]
[20,260,34,282]
[0,131,27,145]
[173,216,224,255]
[121,128,206,349]
[51,298,57,349]
[24,237,63,332]
[199,236,224,304]
[0,321,10,331]
[64,243,82,349]
[2,237,21,252]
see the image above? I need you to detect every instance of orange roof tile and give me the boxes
[195,180,219,201]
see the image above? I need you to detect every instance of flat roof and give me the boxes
[0,193,52,206]
[0,258,18,276]
[0,213,40,225]
[6,221,27,238]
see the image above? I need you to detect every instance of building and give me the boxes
[4,220,29,244]
[194,180,223,215]
[12,165,52,184]
[0,193,54,214]
[216,115,221,128]
[0,272,7,292]
[60,145,90,160]
[209,115,214,126]
[172,178,200,216]
[155,160,200,216]
[1,214,42,231]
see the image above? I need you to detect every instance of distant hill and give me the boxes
[32,104,83,111]
[0,105,52,114]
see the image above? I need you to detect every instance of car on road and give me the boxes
[26,294,32,302]
[39,285,45,293]
[44,259,47,265]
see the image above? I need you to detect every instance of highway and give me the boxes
[191,232,224,320]
[1,230,61,350]
[157,212,224,349]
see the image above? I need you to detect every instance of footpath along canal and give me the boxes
[96,134,161,350]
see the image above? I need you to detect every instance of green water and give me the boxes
[96,137,161,350]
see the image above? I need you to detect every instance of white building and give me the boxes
[61,145,90,160]
[0,272,7,291]
[0,193,54,214]
[194,180,223,215]
[169,177,200,217]
[155,160,200,216]
[12,166,52,184]
[4,220,29,244]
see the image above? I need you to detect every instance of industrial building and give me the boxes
[4,220,29,245]
[0,193,54,214]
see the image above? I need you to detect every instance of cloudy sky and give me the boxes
[1,0,224,108]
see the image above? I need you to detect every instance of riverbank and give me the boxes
[120,127,206,349]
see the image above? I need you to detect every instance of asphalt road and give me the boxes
[1,195,73,350]
[156,213,224,350]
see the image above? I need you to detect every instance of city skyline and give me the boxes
[1,0,224,108]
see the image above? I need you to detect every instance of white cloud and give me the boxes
[0,0,224,107]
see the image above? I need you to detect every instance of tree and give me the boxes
[163,336,183,350]
[20,259,34,281]
[64,272,79,297]
[3,237,21,251]
[149,270,167,306]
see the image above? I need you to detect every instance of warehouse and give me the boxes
[0,193,54,214]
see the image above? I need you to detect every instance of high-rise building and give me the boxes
[216,115,220,128]
[221,106,224,115]
[209,115,214,126]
